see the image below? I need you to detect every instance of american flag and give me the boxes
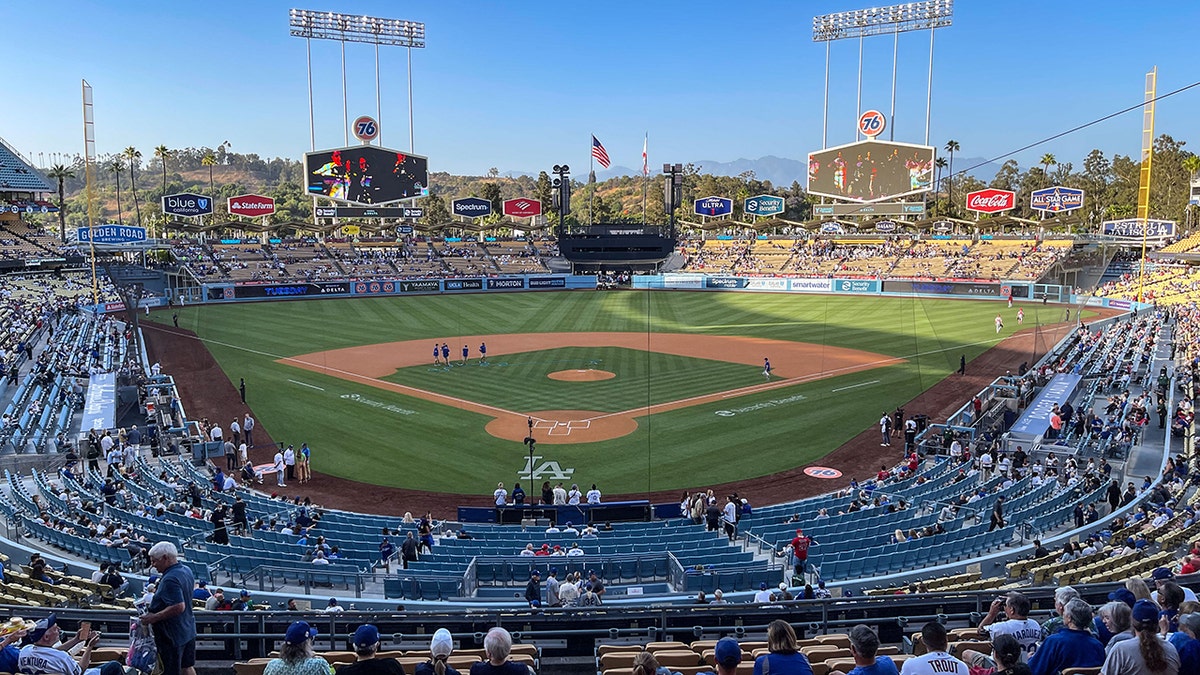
[591,135,611,169]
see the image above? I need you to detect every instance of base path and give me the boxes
[281,332,902,443]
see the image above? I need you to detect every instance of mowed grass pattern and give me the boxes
[384,346,762,413]
[164,292,1074,494]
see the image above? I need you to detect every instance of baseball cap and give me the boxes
[285,621,317,645]
[353,624,380,647]
[760,582,768,590]
[26,614,55,643]
[714,637,742,667]
[779,582,788,591]
[430,628,454,657]
[1152,567,1173,581]
[531,570,540,578]
[328,598,339,606]
[197,581,207,587]
[240,590,250,597]
[1132,599,1160,623]
[549,567,558,575]
[1107,589,1136,607]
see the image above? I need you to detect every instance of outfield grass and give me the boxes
[383,346,762,412]
[163,291,1070,495]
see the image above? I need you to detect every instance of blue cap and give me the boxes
[714,638,742,666]
[285,621,317,645]
[1107,589,1135,607]
[354,624,380,647]
[1132,599,1160,623]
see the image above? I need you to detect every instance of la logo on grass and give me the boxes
[520,455,574,480]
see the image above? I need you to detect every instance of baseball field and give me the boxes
[152,291,1071,499]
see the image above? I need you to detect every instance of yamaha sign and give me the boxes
[162,192,213,217]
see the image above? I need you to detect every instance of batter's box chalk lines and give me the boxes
[534,420,592,435]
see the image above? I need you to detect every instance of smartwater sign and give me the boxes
[76,225,147,244]
[162,193,213,217]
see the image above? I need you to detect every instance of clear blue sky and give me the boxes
[2,0,1197,178]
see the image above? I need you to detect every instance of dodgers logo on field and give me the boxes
[519,455,574,480]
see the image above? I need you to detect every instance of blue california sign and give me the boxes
[1030,186,1085,213]
[452,197,492,218]
[694,196,733,217]
[76,225,147,244]
[162,192,213,217]
[744,194,785,217]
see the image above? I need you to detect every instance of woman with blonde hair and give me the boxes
[754,620,814,675]
[264,621,330,675]
[1125,577,1152,601]
[414,628,460,675]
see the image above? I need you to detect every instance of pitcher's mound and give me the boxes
[548,369,615,382]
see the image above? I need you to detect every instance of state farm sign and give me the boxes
[503,198,542,218]
[228,194,276,217]
[965,188,1016,214]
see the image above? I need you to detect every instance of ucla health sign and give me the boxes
[77,225,147,244]
[162,192,214,217]
[1030,186,1084,213]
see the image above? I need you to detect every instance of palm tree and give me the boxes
[1040,153,1057,187]
[154,145,171,196]
[201,152,217,206]
[123,146,143,228]
[1184,156,1200,229]
[108,158,125,225]
[944,140,960,216]
[45,164,75,243]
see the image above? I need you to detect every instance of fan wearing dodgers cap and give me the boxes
[264,621,329,675]
[339,624,405,675]
[16,613,123,675]
[414,628,460,675]
[699,637,743,675]
[1101,599,1180,674]
[1151,567,1199,604]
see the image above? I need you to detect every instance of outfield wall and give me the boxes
[196,274,597,303]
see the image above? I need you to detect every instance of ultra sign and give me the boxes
[162,192,213,217]
[1030,186,1085,213]
[694,196,733,217]
[744,194,785,217]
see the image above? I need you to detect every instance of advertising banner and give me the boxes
[1030,186,1084,213]
[162,193,213,217]
[1102,219,1175,238]
[399,279,441,293]
[76,225,147,244]
[1010,373,1082,439]
[788,278,833,293]
[444,278,484,291]
[965,189,1016,214]
[884,280,1001,296]
[228,194,276,218]
[746,278,788,291]
[487,278,526,290]
[659,274,705,289]
[80,373,116,432]
[833,279,880,293]
[352,281,398,295]
[528,277,566,288]
[705,277,748,289]
[233,282,350,299]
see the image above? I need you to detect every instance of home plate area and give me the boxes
[534,418,591,436]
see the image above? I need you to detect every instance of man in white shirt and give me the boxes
[722,496,738,541]
[586,484,602,504]
[567,485,582,505]
[970,592,1042,663]
[209,424,223,443]
[229,419,241,446]
[283,445,296,482]
[753,582,774,603]
[493,483,508,506]
[552,483,567,505]
[272,450,286,487]
[242,413,255,448]
[901,622,968,675]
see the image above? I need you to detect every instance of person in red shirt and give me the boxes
[877,465,890,482]
[779,529,818,581]
[1182,555,1198,576]
[907,452,919,473]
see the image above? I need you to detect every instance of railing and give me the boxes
[666,552,685,591]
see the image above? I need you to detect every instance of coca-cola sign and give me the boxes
[965,188,1016,214]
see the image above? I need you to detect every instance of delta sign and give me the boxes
[452,197,492,219]
[965,188,1016,214]
[694,196,733,217]
[76,224,147,244]
[1030,186,1085,213]
[228,194,276,218]
[744,194,785,217]
[162,192,213,217]
[503,198,542,218]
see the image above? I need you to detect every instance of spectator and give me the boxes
[469,627,532,675]
[1040,586,1081,638]
[830,625,898,675]
[17,613,123,675]
[324,598,345,613]
[900,622,968,675]
[524,571,541,608]
[1100,599,1179,674]
[702,638,741,675]
[414,629,460,675]
[632,651,672,675]
[140,541,197,675]
[1028,599,1104,675]
[192,580,211,602]
[753,620,814,675]
[232,590,254,611]
[754,582,774,603]
[1176,613,1200,675]
[974,592,1041,661]
[710,589,728,605]
[340,624,405,675]
[1098,600,1134,652]
[264,621,329,675]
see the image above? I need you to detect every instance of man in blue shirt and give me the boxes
[1028,599,1103,675]
[140,541,197,675]
[842,625,898,675]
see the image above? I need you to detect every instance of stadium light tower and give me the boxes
[289,9,426,151]
[812,0,953,147]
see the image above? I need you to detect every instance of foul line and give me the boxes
[832,380,880,393]
[288,380,325,391]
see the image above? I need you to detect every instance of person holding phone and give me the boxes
[17,614,122,675]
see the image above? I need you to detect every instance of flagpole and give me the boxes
[642,133,648,225]
[589,138,595,226]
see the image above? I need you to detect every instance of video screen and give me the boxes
[807,140,934,203]
[304,145,429,205]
